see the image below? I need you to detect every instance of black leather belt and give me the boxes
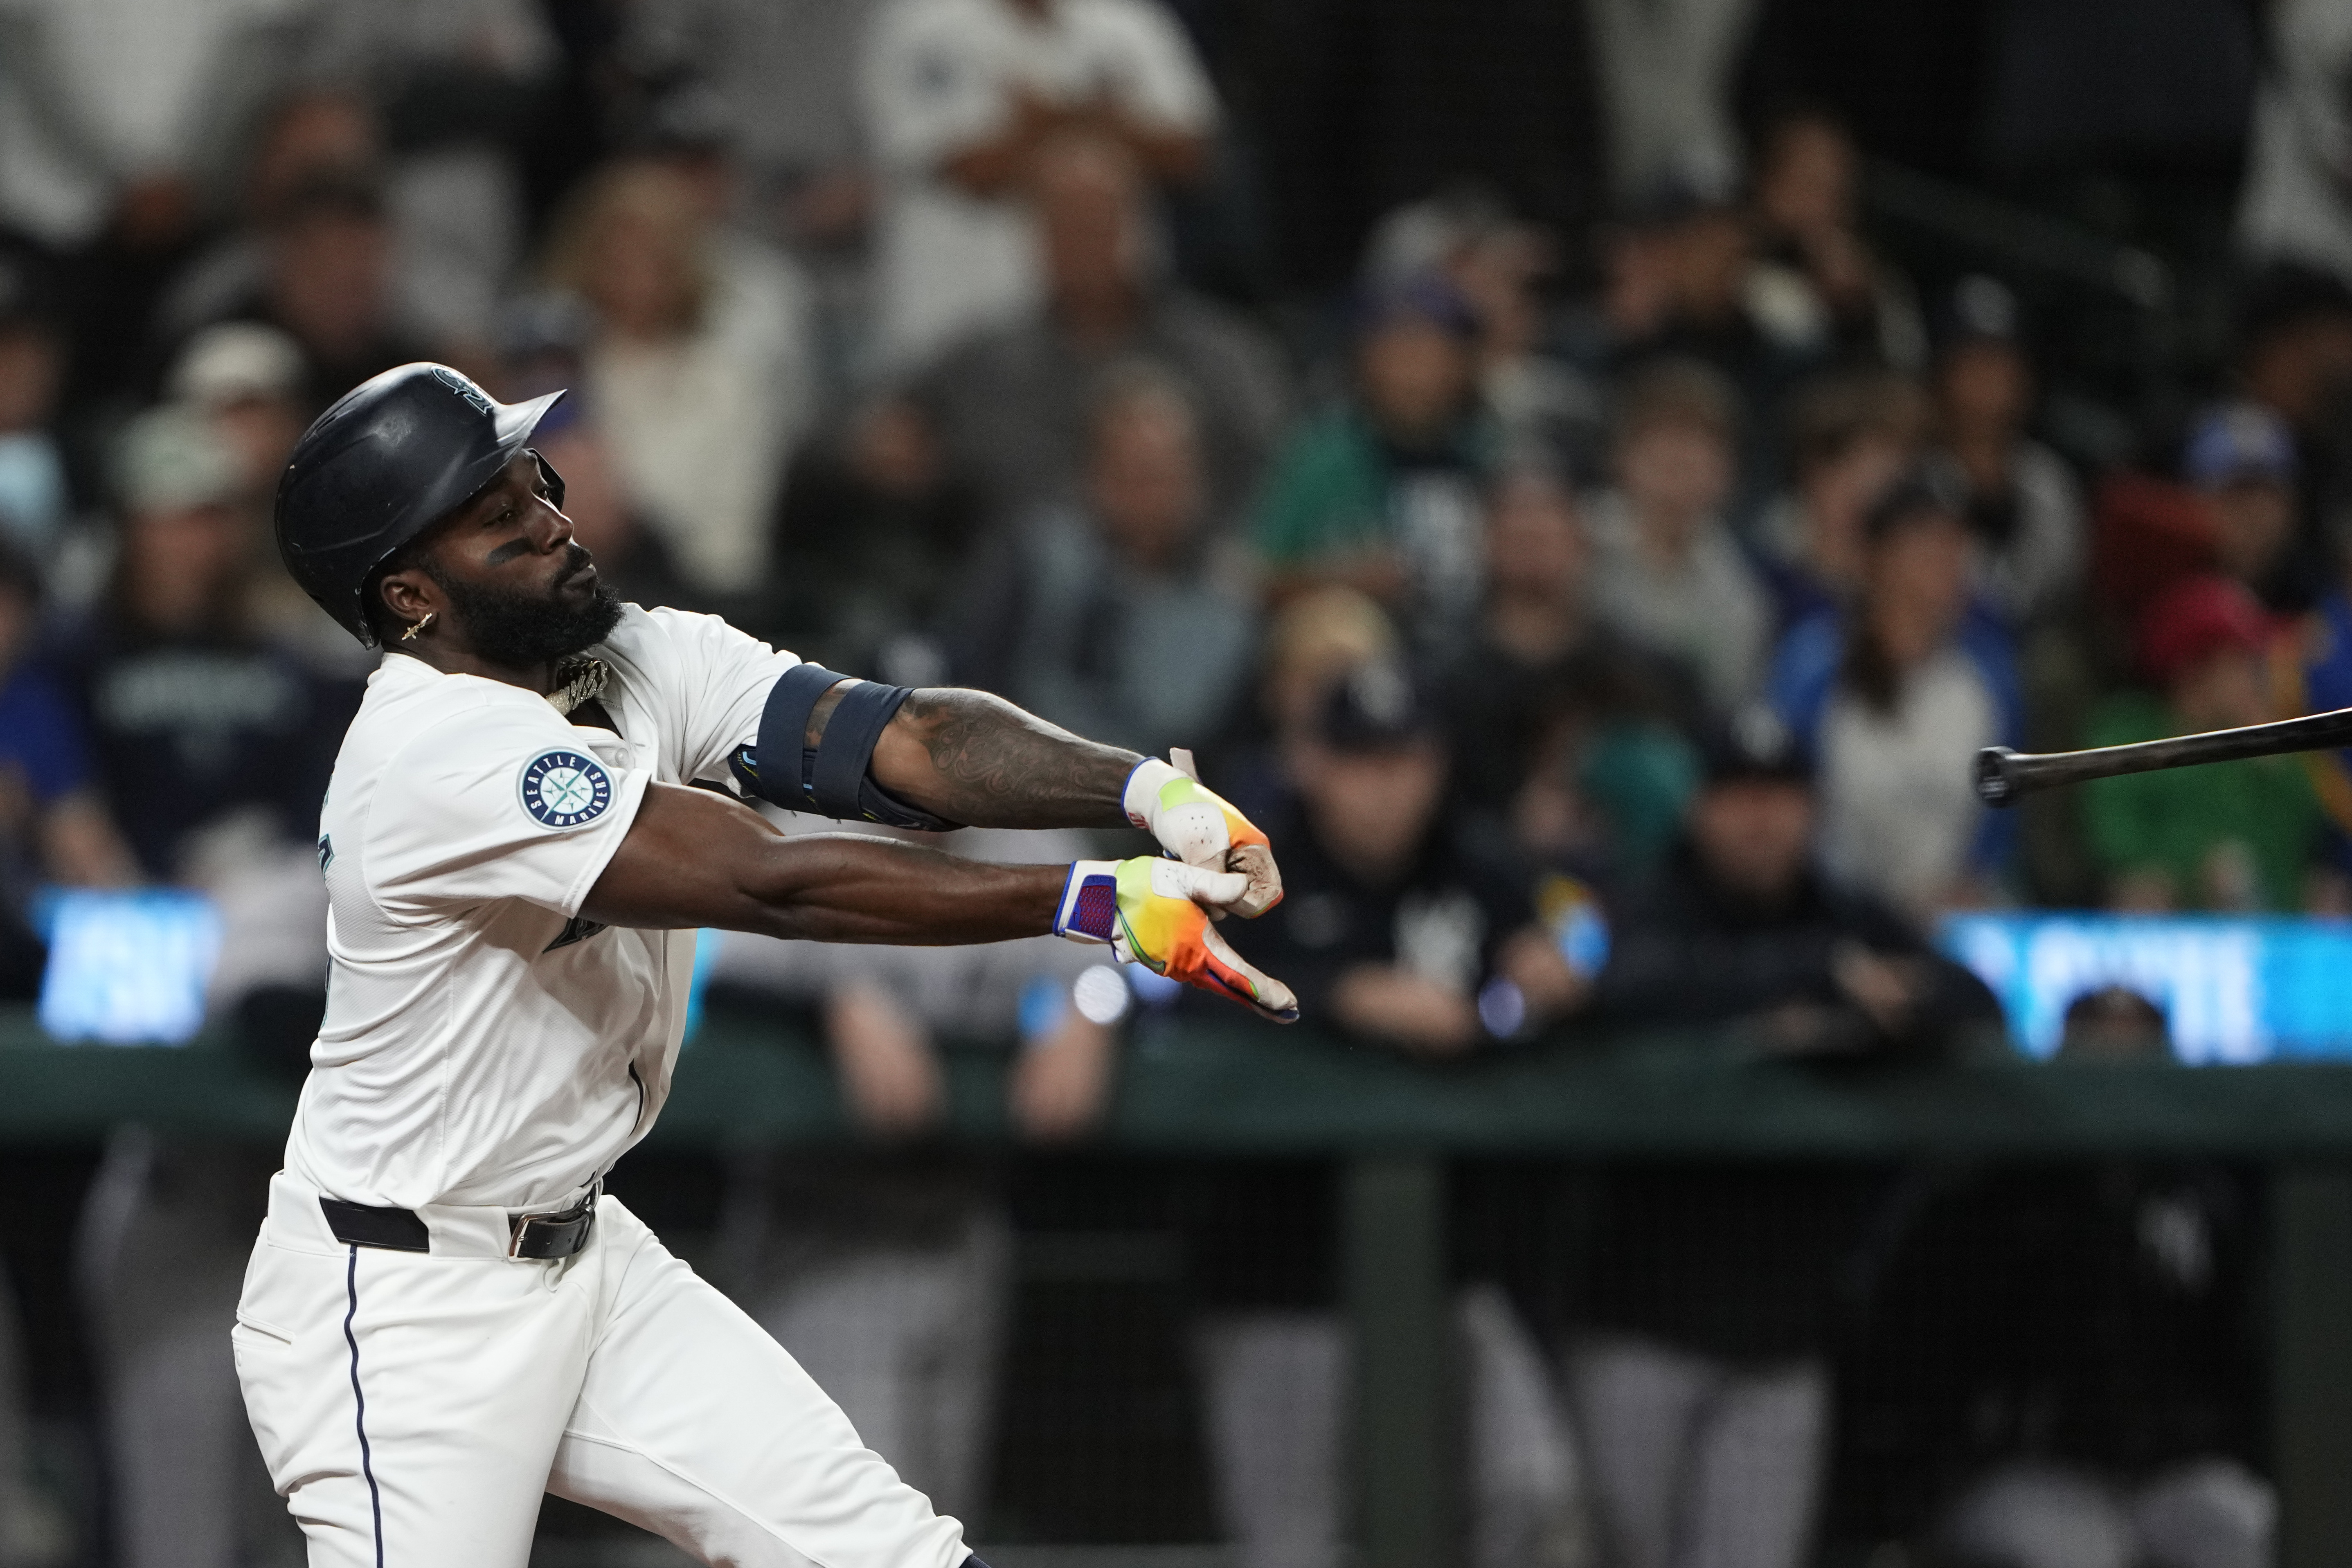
[319,1181,600,1260]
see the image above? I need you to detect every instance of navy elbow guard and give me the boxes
[727,663,963,832]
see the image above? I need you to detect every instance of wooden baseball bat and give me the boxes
[1974,707,2352,807]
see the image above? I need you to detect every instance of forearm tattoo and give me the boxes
[893,688,1139,829]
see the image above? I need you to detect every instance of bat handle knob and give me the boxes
[1974,746,2022,808]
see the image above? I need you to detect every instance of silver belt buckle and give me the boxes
[506,1178,599,1259]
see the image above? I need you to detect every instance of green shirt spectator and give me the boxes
[2082,689,2320,911]
[1251,277,1493,636]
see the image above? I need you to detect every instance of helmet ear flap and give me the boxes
[530,450,567,512]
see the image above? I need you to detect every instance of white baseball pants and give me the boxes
[232,1171,975,1568]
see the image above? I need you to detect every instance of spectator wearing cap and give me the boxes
[1251,276,1495,636]
[1438,463,1699,873]
[2083,575,2318,911]
[1749,367,1922,632]
[1587,357,1774,709]
[2182,400,2311,610]
[1363,190,1607,482]
[45,405,359,883]
[1569,706,1999,1568]
[1221,661,1581,1055]
[907,132,1289,533]
[949,367,1256,756]
[858,0,1219,373]
[0,245,70,572]
[1929,277,2084,622]
[1767,468,2022,918]
[166,322,308,503]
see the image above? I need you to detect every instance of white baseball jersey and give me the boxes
[284,603,796,1210]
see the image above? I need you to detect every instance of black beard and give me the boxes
[426,547,623,667]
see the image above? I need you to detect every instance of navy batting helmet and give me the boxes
[275,362,567,646]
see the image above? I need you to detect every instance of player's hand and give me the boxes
[1054,858,1299,1024]
[1123,756,1283,919]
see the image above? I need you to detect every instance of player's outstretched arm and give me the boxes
[585,781,1063,945]
[865,687,1284,918]
[582,783,1300,1020]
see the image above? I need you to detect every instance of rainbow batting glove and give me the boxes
[1056,858,1300,1024]
[1123,756,1283,919]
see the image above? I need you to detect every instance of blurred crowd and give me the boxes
[0,0,2344,1566]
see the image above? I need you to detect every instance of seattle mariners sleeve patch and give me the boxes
[519,749,615,829]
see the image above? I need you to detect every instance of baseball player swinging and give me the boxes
[235,363,1297,1567]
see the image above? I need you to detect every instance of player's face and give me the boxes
[389,452,623,669]
[431,453,593,609]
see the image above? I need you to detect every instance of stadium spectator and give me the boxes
[1582,0,1756,205]
[0,247,70,573]
[0,0,315,411]
[1252,276,1493,635]
[859,0,1219,372]
[771,394,988,683]
[1605,189,1822,479]
[1438,465,1697,871]
[2231,267,2352,567]
[1590,704,2000,1044]
[2237,0,2352,284]
[288,1,558,353]
[950,367,1256,756]
[911,131,1289,533]
[631,93,824,468]
[1768,468,2021,918]
[2181,400,2311,611]
[1571,709,1998,1568]
[1202,585,1404,818]
[2084,575,2319,912]
[1224,661,1581,1056]
[540,159,802,602]
[1364,190,1606,480]
[169,166,439,416]
[45,406,356,883]
[164,323,307,506]
[1751,367,1921,631]
[0,542,135,999]
[1587,357,1772,709]
[1744,106,1924,371]
[623,0,887,254]
[1928,277,2084,622]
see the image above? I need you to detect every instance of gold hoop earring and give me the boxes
[400,611,437,642]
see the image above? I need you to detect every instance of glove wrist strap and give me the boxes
[1054,861,1122,945]
[1122,758,1184,831]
